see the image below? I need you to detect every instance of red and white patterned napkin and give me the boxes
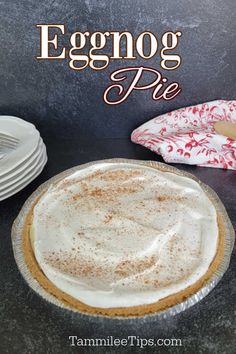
[131,100,236,170]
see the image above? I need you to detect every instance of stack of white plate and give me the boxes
[0,116,47,201]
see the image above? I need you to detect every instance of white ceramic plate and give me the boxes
[0,150,47,201]
[0,138,44,184]
[0,116,40,176]
[0,143,46,191]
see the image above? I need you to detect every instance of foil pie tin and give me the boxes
[11,159,235,319]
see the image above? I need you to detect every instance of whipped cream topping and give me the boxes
[31,162,219,308]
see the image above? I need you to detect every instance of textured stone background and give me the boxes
[0,1,236,353]
[0,0,236,139]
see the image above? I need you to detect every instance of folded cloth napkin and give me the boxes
[131,100,236,170]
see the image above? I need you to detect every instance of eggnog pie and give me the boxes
[23,162,225,316]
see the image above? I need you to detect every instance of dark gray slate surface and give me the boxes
[0,137,235,354]
[0,0,236,139]
[0,0,236,353]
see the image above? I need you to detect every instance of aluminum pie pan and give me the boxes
[11,158,235,319]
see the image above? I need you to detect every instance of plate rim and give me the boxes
[0,150,47,200]
[0,116,40,175]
